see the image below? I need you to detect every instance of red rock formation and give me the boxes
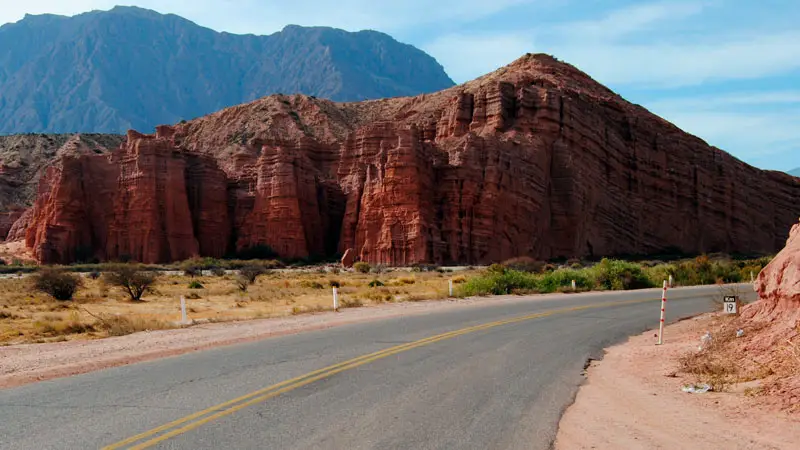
[25,131,229,263]
[755,219,800,308]
[19,54,800,265]
[0,209,24,240]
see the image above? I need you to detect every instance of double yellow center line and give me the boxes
[104,297,655,449]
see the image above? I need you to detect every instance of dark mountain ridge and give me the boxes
[0,6,454,134]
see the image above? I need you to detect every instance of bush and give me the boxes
[328,279,341,288]
[502,257,544,273]
[88,270,101,280]
[103,265,158,301]
[32,268,83,301]
[537,269,591,293]
[235,275,250,293]
[589,258,654,291]
[459,270,537,296]
[239,265,267,285]
[210,267,226,277]
[188,281,204,289]
[181,258,203,278]
[368,279,385,288]
[353,262,371,274]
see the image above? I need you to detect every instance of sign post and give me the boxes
[333,287,339,312]
[657,280,668,345]
[180,296,188,325]
[448,279,454,297]
[723,295,740,315]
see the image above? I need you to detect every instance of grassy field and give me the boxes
[0,267,471,345]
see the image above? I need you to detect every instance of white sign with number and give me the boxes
[723,296,738,314]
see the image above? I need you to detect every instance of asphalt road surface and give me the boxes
[0,284,757,450]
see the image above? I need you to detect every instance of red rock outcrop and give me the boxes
[25,131,228,263]
[755,219,800,308]
[20,54,800,265]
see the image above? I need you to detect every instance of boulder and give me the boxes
[341,248,355,268]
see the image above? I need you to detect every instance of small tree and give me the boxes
[240,265,267,285]
[104,265,158,301]
[33,268,82,301]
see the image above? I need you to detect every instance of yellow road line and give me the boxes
[104,296,657,449]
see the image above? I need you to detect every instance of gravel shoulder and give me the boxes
[555,313,800,450]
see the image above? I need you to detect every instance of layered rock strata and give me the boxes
[18,54,800,265]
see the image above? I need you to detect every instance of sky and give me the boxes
[1,0,799,171]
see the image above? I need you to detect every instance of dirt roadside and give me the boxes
[555,313,800,450]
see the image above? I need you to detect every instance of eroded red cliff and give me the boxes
[20,54,800,265]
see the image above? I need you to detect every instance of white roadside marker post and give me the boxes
[571,279,577,291]
[657,280,668,345]
[333,287,339,312]
[669,275,673,288]
[449,279,454,297]
[751,271,755,283]
[180,296,188,325]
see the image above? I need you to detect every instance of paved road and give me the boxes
[0,284,756,450]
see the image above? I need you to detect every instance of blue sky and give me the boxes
[2,0,799,171]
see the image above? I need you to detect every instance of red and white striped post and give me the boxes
[657,280,668,345]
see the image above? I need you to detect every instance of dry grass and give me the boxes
[678,316,776,392]
[0,268,479,345]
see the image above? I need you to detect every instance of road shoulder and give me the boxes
[554,313,800,450]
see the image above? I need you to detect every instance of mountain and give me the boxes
[0,6,454,134]
[11,54,800,265]
[789,168,800,177]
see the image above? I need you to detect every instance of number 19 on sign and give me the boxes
[723,296,738,315]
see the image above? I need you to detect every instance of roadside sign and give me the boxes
[723,295,739,315]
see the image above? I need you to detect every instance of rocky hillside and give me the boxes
[0,6,453,134]
[14,54,800,265]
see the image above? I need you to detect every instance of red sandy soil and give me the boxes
[555,313,800,450]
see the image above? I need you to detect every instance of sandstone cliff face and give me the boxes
[20,54,800,265]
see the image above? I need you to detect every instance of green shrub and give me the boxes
[353,262,371,274]
[368,279,385,288]
[32,268,83,301]
[538,269,590,293]
[459,270,537,296]
[210,267,226,277]
[188,281,204,289]
[589,258,655,290]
